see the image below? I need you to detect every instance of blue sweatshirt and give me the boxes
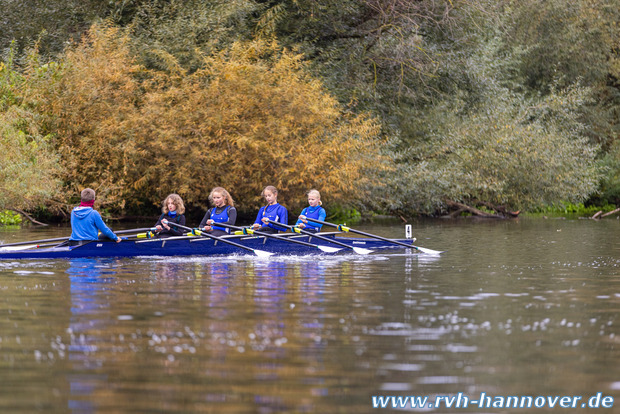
[295,205,326,231]
[70,207,119,241]
[254,203,288,231]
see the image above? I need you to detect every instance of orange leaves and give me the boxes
[27,23,143,207]
[126,39,386,212]
[22,25,386,214]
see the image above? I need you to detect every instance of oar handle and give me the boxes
[264,220,295,231]
[302,218,348,231]
[162,220,258,253]
[213,222,323,249]
[265,219,355,250]
[116,228,154,235]
[162,220,207,236]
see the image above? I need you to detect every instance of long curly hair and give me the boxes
[162,193,185,214]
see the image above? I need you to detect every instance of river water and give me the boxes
[0,218,618,413]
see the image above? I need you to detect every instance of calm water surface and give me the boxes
[0,218,619,413]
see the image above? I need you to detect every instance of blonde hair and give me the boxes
[307,189,322,206]
[209,187,235,207]
[163,193,185,214]
[80,188,96,202]
[262,185,278,197]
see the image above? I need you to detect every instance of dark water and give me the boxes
[1,218,619,413]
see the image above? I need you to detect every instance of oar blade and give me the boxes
[318,245,342,253]
[414,245,443,255]
[253,249,275,258]
[0,244,38,251]
[352,247,374,255]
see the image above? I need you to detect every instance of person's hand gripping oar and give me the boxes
[265,220,374,255]
[163,220,274,257]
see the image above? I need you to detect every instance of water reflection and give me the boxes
[1,219,620,413]
[66,258,117,413]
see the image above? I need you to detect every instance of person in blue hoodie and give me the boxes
[252,185,288,234]
[69,188,120,245]
[295,189,326,233]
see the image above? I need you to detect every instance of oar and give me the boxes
[265,219,373,255]
[207,222,342,253]
[305,218,443,255]
[0,240,78,251]
[0,227,154,248]
[0,244,44,251]
[163,220,274,257]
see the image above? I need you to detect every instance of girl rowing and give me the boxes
[154,194,186,237]
[252,185,288,234]
[199,187,237,237]
[295,189,326,233]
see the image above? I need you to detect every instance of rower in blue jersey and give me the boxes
[200,187,237,237]
[295,189,326,233]
[252,185,288,234]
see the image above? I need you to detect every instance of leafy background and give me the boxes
[1,0,618,218]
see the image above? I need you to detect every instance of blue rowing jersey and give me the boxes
[254,203,288,231]
[210,206,232,233]
[295,205,326,231]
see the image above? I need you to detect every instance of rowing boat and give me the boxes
[0,232,418,260]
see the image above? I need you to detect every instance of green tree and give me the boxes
[0,50,61,211]
[385,50,601,216]
[498,0,620,150]
[0,0,113,57]
[125,0,259,73]
[0,108,60,210]
[254,0,473,113]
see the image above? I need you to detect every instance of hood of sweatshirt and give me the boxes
[73,207,96,220]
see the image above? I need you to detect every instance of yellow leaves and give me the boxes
[15,25,387,213]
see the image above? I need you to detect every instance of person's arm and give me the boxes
[226,207,237,226]
[281,206,288,226]
[253,207,265,226]
[199,209,212,228]
[169,215,186,236]
[93,211,119,241]
[315,207,326,229]
[154,214,165,232]
[295,208,307,227]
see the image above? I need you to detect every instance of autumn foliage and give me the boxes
[30,24,386,214]
[4,0,615,218]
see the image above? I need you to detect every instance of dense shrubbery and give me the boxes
[3,24,386,216]
[1,0,619,219]
[0,50,61,212]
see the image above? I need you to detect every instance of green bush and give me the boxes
[0,210,22,225]
[529,202,616,216]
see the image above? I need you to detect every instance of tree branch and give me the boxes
[9,208,49,226]
[446,200,503,218]
[601,207,620,218]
